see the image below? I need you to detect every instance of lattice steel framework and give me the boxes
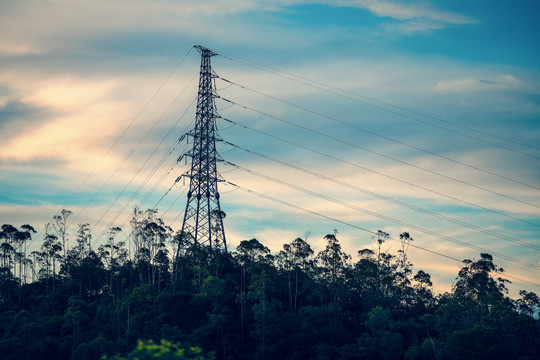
[179,45,227,251]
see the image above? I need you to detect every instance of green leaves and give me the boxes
[103,339,214,360]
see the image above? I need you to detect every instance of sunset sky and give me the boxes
[1,0,539,296]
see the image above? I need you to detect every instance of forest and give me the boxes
[1,208,539,360]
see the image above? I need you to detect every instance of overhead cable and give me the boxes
[218,78,540,191]
[224,181,540,289]
[219,96,540,210]
[92,99,196,244]
[219,117,539,228]
[57,47,195,218]
[224,161,540,270]
[215,49,540,155]
[222,142,540,251]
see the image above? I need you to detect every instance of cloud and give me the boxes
[0,77,125,168]
[435,74,526,92]
[322,0,479,33]
[0,0,477,57]
[0,98,52,140]
[353,0,476,24]
[0,41,43,56]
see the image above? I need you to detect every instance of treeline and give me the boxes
[0,209,539,360]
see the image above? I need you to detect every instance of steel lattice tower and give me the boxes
[178,45,227,252]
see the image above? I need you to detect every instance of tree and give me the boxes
[103,339,214,359]
[351,248,379,312]
[52,209,72,257]
[316,232,350,305]
[453,253,510,314]
[98,226,128,302]
[279,237,314,312]
[411,270,434,312]
[40,225,63,293]
[235,239,270,265]
[171,230,195,285]
[210,209,226,250]
[234,238,271,350]
[143,220,171,285]
[19,224,36,284]
[74,223,92,258]
[397,232,413,277]
[248,260,277,359]
[0,225,19,275]
[2,214,540,360]
[516,290,540,316]
[154,248,171,291]
[131,208,172,285]
[0,225,21,307]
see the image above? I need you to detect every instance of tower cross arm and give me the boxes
[194,45,218,57]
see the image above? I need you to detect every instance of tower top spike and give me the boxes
[194,45,217,57]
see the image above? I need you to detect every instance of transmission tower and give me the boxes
[177,45,227,253]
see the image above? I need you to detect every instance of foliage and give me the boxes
[0,215,539,360]
[103,339,214,360]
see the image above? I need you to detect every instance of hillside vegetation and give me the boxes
[1,210,539,359]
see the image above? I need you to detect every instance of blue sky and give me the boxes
[1,0,539,296]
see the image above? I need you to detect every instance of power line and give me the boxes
[161,187,188,221]
[106,166,189,245]
[69,72,198,229]
[219,117,539,228]
[219,97,540,211]
[215,49,540,155]
[214,48,540,288]
[57,47,195,217]
[92,99,196,244]
[98,118,196,241]
[90,86,196,231]
[218,77,540,192]
[222,143,540,252]
[223,161,540,270]
[93,144,180,244]
[224,182,540,289]
[139,157,187,212]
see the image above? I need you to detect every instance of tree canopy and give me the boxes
[0,212,538,360]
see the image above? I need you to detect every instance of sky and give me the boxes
[1,0,539,296]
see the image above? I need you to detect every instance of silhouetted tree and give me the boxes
[52,209,72,257]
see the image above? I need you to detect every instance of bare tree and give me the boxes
[53,209,73,257]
